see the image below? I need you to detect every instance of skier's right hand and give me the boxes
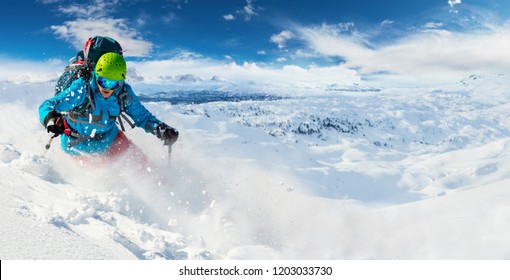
[44,111,65,138]
[156,123,179,146]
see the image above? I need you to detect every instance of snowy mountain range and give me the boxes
[1,72,510,259]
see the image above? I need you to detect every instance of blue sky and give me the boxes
[1,0,510,86]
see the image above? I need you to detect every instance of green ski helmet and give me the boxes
[95,52,126,81]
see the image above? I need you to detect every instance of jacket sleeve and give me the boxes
[38,78,87,126]
[123,84,163,135]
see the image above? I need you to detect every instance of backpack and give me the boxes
[55,36,124,95]
[54,36,135,146]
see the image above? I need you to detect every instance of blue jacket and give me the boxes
[39,76,162,155]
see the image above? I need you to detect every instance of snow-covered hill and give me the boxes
[1,74,510,259]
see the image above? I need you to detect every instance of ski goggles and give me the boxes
[96,75,123,91]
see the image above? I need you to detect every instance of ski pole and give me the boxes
[45,136,55,150]
[167,142,173,159]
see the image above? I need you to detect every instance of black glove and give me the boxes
[44,111,65,138]
[156,123,179,146]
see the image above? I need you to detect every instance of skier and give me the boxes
[39,52,179,160]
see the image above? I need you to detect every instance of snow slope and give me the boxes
[1,73,510,259]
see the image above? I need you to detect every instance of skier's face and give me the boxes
[96,74,122,99]
[98,85,114,99]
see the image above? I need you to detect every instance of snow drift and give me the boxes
[1,73,510,259]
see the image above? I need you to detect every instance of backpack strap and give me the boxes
[66,130,108,148]
[116,85,136,131]
[61,112,107,148]
[117,84,132,111]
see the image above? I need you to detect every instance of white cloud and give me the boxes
[135,18,146,26]
[51,18,153,57]
[0,57,64,83]
[223,14,235,21]
[223,0,259,21]
[49,0,153,57]
[36,0,62,4]
[293,19,510,86]
[422,22,445,29]
[448,0,462,13]
[161,12,177,24]
[270,30,294,49]
[167,0,188,10]
[297,24,370,59]
[381,20,394,26]
[127,52,360,86]
[236,0,259,21]
[448,0,461,8]
[56,0,112,18]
